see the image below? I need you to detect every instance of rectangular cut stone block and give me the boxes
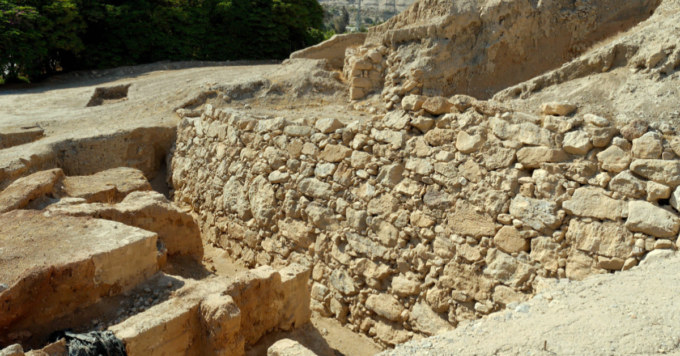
[0,210,158,347]
[224,266,284,345]
[0,125,44,149]
[47,191,203,260]
[111,298,200,356]
[278,264,312,331]
[61,167,151,203]
[566,219,633,259]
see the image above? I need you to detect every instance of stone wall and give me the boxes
[170,99,680,345]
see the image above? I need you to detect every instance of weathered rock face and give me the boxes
[344,0,659,100]
[0,169,64,213]
[0,210,160,347]
[60,167,152,203]
[0,167,152,214]
[171,100,680,345]
[46,191,203,260]
[109,264,311,356]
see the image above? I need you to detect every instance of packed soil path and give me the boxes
[0,61,279,139]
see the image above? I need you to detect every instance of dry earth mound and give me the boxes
[345,0,660,100]
[495,0,680,126]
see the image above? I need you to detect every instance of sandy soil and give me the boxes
[0,61,279,167]
[382,250,680,356]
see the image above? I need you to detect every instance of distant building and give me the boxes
[319,0,415,27]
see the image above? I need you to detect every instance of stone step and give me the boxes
[0,210,160,348]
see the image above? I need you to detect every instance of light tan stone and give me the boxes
[541,102,577,116]
[562,187,627,221]
[200,294,244,356]
[632,132,663,159]
[647,181,671,202]
[319,144,352,163]
[456,131,484,154]
[424,128,456,146]
[267,339,317,356]
[401,95,426,111]
[517,147,567,168]
[492,285,526,307]
[562,130,592,155]
[597,146,631,173]
[391,275,420,297]
[484,249,535,288]
[625,201,680,238]
[448,202,496,237]
[315,117,345,134]
[493,226,529,254]
[422,96,453,115]
[566,219,633,259]
[0,168,64,213]
[61,167,151,203]
[366,294,404,321]
[48,191,203,259]
[609,170,646,199]
[509,196,561,232]
[410,302,452,336]
[630,159,680,187]
[374,321,411,346]
[0,210,158,346]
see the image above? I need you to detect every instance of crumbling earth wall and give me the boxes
[171,99,680,345]
[344,0,660,101]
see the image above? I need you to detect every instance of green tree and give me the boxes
[0,0,83,82]
[332,6,348,33]
[1,0,326,83]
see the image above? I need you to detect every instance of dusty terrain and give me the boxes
[382,250,680,356]
[2,0,680,355]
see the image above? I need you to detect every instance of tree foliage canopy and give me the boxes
[0,0,325,82]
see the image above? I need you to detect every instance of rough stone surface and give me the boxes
[566,220,633,259]
[630,159,680,187]
[509,196,561,232]
[562,130,592,155]
[562,187,627,221]
[0,168,64,213]
[493,226,529,254]
[61,167,151,203]
[47,191,203,259]
[0,210,159,346]
[267,339,317,356]
[625,201,680,238]
[597,146,631,173]
[542,102,577,116]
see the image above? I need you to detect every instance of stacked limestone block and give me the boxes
[171,100,680,345]
[344,46,389,100]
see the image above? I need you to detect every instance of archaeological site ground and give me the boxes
[2,0,680,355]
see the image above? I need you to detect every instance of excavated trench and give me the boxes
[1,1,677,353]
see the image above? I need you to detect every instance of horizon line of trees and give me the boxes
[0,0,326,83]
